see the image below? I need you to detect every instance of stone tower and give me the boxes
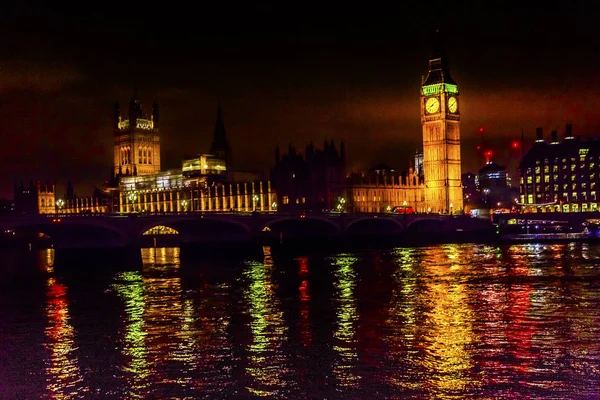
[209,104,232,168]
[420,31,463,213]
[113,90,161,179]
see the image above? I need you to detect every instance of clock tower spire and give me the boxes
[420,30,463,213]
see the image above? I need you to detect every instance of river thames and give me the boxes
[1,243,599,399]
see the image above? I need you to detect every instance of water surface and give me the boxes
[1,243,599,399]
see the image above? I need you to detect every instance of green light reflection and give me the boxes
[243,248,289,397]
[331,255,360,389]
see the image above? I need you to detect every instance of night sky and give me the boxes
[1,3,598,198]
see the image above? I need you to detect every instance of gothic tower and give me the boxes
[209,104,232,168]
[420,31,463,213]
[113,90,161,179]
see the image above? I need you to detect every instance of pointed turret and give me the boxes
[422,29,456,86]
[152,98,159,127]
[114,101,121,129]
[275,144,280,164]
[210,104,231,167]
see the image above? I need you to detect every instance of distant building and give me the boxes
[346,165,425,213]
[13,181,55,214]
[117,104,274,213]
[270,140,345,213]
[414,151,424,182]
[479,162,513,208]
[112,91,161,180]
[462,171,480,206]
[519,124,600,213]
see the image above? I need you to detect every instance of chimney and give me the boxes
[565,123,574,140]
[551,130,558,144]
[535,127,544,142]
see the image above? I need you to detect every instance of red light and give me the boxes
[476,145,481,151]
[479,127,484,133]
[511,141,520,149]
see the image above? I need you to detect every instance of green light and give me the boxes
[421,83,458,96]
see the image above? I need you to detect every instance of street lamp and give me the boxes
[449,203,454,215]
[386,205,391,212]
[181,199,188,212]
[271,201,277,211]
[253,195,259,211]
[128,192,138,212]
[337,197,346,213]
[56,198,65,213]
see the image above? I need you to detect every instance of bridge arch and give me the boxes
[138,216,252,243]
[346,217,404,235]
[404,217,445,232]
[263,216,341,237]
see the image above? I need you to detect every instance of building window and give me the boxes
[527,176,532,184]
[571,164,576,171]
[544,166,549,173]
[535,166,541,174]
[553,174,558,181]
[553,165,558,172]
[535,176,541,183]
[527,194,533,204]
[553,184,559,192]
[544,176,550,183]
[571,175,576,181]
[282,196,289,204]
[590,163,596,169]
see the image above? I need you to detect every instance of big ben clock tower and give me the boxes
[420,32,463,213]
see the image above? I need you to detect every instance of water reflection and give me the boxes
[42,249,88,399]
[420,245,479,398]
[3,243,600,399]
[296,256,311,347]
[331,255,360,389]
[242,246,290,397]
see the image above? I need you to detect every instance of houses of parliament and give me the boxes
[14,40,464,216]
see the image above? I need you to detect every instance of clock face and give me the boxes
[425,97,440,114]
[448,96,458,113]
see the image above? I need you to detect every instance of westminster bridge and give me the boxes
[0,211,492,250]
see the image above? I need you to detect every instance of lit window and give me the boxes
[544,166,549,173]
[544,176,550,183]
[282,196,289,204]
[535,176,541,183]
[553,174,558,181]
[571,175,576,181]
[527,194,533,204]
[590,163,596,169]
[535,166,541,174]
[553,165,558,172]
[571,165,576,171]
[553,184,559,192]
[527,176,532,184]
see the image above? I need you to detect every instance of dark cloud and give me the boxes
[0,4,599,198]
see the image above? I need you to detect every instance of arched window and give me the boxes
[143,148,147,164]
[149,150,152,164]
[121,148,125,165]
[41,199,45,207]
[138,147,142,164]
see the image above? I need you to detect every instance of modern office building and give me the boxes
[519,124,600,212]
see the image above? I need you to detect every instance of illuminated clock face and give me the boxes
[448,96,458,113]
[425,97,440,114]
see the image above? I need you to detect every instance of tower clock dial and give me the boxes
[425,97,440,114]
[448,96,458,113]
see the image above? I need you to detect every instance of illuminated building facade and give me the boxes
[420,34,463,213]
[113,92,161,179]
[347,166,426,213]
[118,105,275,213]
[519,124,600,213]
[14,181,56,214]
